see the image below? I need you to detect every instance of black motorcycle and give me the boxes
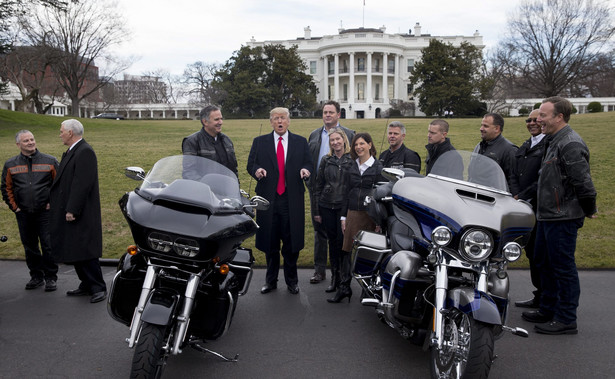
[107,155,268,378]
[353,151,534,378]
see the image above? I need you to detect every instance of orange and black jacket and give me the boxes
[1,150,58,212]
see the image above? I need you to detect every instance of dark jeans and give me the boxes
[534,218,584,324]
[266,193,298,286]
[15,210,58,280]
[309,190,328,275]
[319,206,342,272]
[525,224,541,299]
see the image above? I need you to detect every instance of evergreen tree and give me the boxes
[213,44,318,118]
[409,39,485,117]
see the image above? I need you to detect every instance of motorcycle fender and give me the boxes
[447,288,502,325]
[141,288,180,326]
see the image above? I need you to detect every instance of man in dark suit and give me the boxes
[247,107,313,295]
[50,119,107,303]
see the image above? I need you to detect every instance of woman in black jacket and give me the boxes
[329,132,383,303]
[313,128,354,294]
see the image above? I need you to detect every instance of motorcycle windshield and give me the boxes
[137,155,243,213]
[428,150,509,193]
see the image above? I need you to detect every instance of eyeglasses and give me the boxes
[525,118,538,123]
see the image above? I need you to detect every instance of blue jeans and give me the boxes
[534,218,584,324]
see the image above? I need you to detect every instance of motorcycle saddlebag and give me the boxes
[108,271,144,326]
[190,290,233,340]
[352,230,391,276]
[228,247,254,296]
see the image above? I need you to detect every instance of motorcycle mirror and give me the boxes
[249,195,270,211]
[381,167,405,182]
[125,167,145,181]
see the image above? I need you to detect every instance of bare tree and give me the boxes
[18,0,132,116]
[182,61,221,106]
[497,0,615,97]
[0,0,67,94]
[142,69,184,104]
[0,34,66,113]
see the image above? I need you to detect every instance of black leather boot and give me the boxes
[327,251,352,303]
[325,269,339,293]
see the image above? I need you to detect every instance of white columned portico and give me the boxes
[334,53,340,101]
[323,55,329,101]
[349,52,355,112]
[150,110,154,118]
[366,51,373,105]
[383,52,389,104]
[394,54,401,100]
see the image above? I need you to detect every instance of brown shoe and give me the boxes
[310,272,325,284]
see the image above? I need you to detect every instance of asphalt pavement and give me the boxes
[0,260,614,378]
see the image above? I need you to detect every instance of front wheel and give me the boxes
[430,309,494,379]
[131,322,168,379]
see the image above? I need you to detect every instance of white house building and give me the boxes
[246,23,484,119]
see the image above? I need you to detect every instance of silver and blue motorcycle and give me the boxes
[353,150,533,378]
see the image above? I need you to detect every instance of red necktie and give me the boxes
[277,136,285,195]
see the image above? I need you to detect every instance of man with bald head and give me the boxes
[2,130,59,291]
[513,109,546,309]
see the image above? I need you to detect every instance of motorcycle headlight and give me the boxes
[174,238,200,258]
[431,226,452,246]
[148,232,173,253]
[459,229,493,262]
[503,242,522,262]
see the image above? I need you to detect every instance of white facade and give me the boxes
[247,23,484,119]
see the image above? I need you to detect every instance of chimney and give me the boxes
[414,22,422,36]
[304,26,311,39]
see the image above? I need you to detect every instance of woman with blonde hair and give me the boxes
[312,128,353,294]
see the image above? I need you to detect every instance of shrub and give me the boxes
[534,103,541,109]
[587,101,602,113]
[518,107,530,116]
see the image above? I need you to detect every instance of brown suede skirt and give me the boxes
[342,210,377,252]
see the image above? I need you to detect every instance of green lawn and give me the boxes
[1,109,613,268]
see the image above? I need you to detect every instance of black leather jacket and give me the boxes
[182,128,238,176]
[312,153,354,215]
[307,124,355,188]
[537,125,596,221]
[342,158,383,216]
[425,138,456,175]
[473,134,519,195]
[515,135,546,208]
[1,150,58,212]
[379,144,421,173]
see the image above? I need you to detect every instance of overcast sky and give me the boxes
[110,0,523,77]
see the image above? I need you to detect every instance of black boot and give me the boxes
[327,251,352,303]
[325,269,339,293]
[327,284,352,303]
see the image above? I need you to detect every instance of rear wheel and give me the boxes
[130,322,168,379]
[430,309,494,379]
